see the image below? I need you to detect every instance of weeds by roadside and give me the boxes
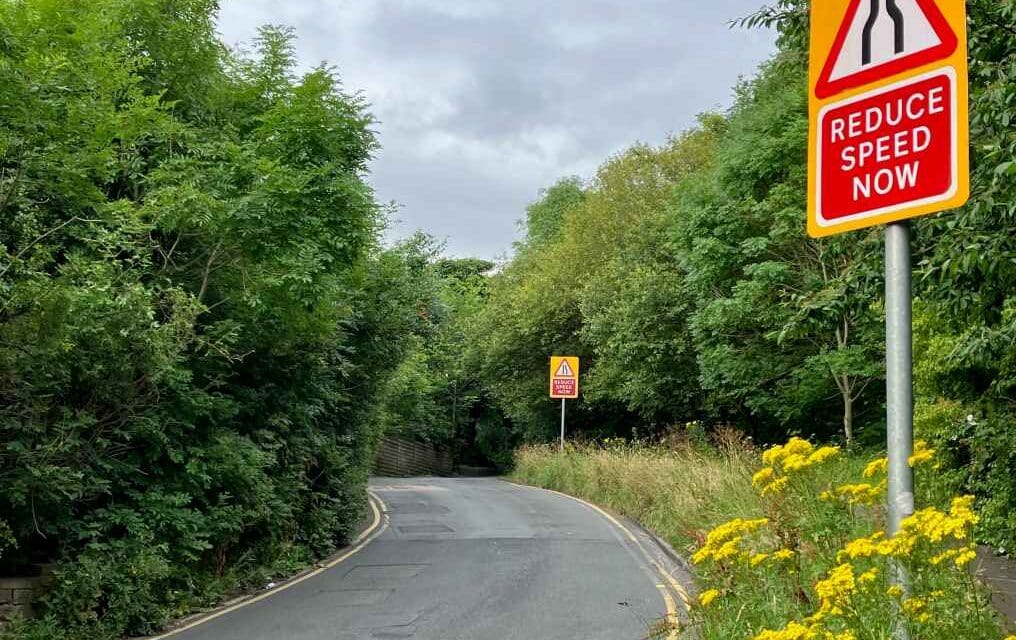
[512,436,1008,639]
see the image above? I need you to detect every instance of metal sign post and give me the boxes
[885,221,915,635]
[550,356,580,452]
[560,399,566,452]
[807,3,969,637]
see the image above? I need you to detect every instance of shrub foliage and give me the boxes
[0,1,437,637]
[472,0,1016,551]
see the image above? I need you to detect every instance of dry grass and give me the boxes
[511,438,1005,640]
[511,438,761,558]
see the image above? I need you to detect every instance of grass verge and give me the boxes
[512,435,1008,640]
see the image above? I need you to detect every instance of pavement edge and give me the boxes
[500,478,695,638]
[137,491,389,640]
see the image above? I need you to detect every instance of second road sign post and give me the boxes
[550,356,579,452]
[808,1,968,637]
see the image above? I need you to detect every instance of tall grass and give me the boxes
[512,436,1007,640]
[513,435,869,556]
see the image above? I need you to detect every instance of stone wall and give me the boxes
[0,569,53,624]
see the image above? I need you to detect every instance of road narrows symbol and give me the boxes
[554,360,574,377]
[815,0,957,99]
[862,0,906,65]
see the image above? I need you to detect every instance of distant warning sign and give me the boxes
[808,0,968,236]
[549,356,579,399]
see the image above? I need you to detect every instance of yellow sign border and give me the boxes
[549,356,580,399]
[807,0,969,237]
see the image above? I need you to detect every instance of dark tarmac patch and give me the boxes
[396,524,454,534]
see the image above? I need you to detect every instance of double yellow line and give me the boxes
[149,483,688,639]
[147,491,389,639]
[504,481,690,639]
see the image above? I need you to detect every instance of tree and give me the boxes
[517,177,585,250]
[0,5,416,637]
[578,121,724,425]
[671,54,885,445]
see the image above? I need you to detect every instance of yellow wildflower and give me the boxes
[929,548,959,565]
[752,466,776,488]
[761,437,814,468]
[761,443,785,466]
[858,568,878,585]
[833,481,886,505]
[754,438,840,498]
[886,585,904,598]
[784,437,814,457]
[806,445,840,465]
[712,539,741,562]
[815,563,856,615]
[837,531,885,562]
[863,456,888,478]
[782,453,809,472]
[950,495,977,523]
[954,546,977,567]
[760,476,790,497]
[692,517,769,565]
[772,548,795,561]
[698,518,764,547]
[881,531,917,557]
[749,552,769,567]
[754,438,844,501]
[898,498,979,545]
[752,621,820,640]
[698,588,720,607]
[908,439,936,467]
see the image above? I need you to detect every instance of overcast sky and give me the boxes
[216,1,776,260]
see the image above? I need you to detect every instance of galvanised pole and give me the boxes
[885,220,914,639]
[560,399,566,453]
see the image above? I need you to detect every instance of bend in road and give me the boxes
[167,477,689,640]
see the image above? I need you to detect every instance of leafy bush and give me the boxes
[0,2,431,637]
[478,0,1015,552]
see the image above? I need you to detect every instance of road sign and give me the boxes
[808,0,968,237]
[549,356,579,399]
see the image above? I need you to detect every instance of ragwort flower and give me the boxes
[692,517,769,565]
[698,588,720,607]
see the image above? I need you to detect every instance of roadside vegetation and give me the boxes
[468,0,1015,555]
[514,437,1007,639]
[0,0,1013,637]
[0,2,484,639]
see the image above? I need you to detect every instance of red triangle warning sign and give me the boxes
[554,360,574,377]
[815,0,958,99]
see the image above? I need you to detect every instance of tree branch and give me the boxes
[197,239,222,302]
[0,216,102,279]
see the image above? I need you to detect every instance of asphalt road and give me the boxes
[166,477,690,640]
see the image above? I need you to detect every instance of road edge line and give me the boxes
[500,479,688,638]
[143,491,389,639]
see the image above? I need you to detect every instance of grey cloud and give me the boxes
[217,1,776,259]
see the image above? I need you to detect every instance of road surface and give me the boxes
[167,477,691,640]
